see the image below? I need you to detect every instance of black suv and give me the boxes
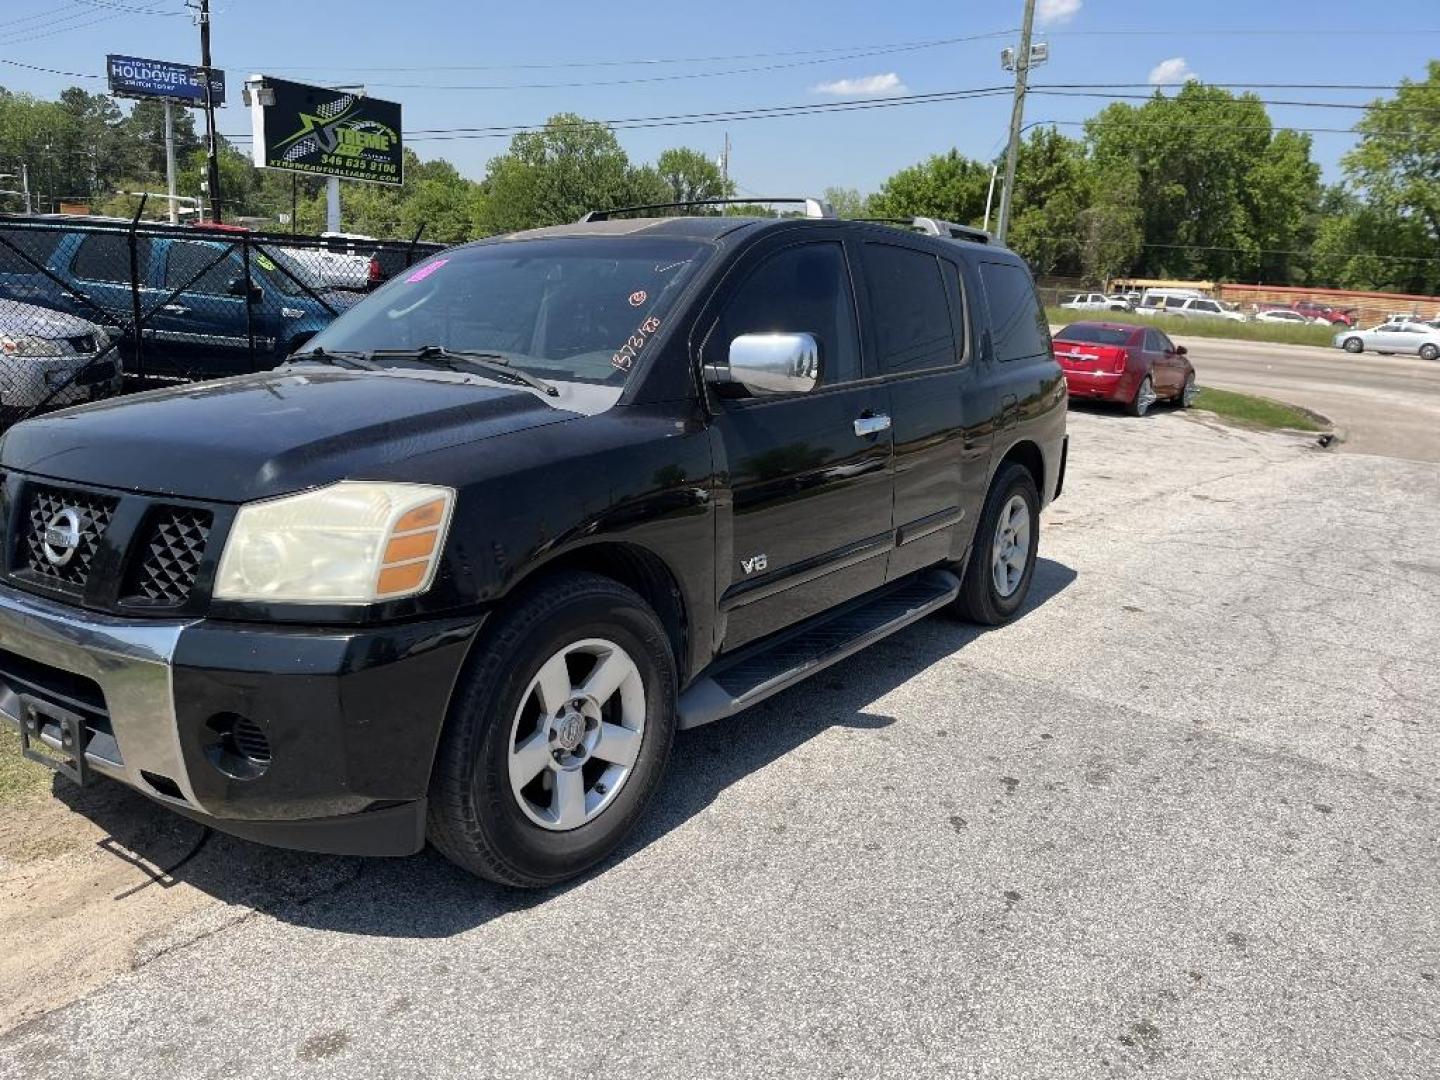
[0,203,1067,886]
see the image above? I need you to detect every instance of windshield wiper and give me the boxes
[369,345,559,397]
[290,347,382,371]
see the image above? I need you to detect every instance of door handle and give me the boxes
[162,304,190,315]
[853,413,891,437]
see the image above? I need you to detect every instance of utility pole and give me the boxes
[197,0,223,223]
[163,100,179,224]
[996,0,1037,244]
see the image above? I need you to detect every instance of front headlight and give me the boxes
[214,481,454,604]
[0,334,65,357]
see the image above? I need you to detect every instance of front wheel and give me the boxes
[1342,336,1364,354]
[1128,374,1156,417]
[1420,344,1439,362]
[427,572,677,886]
[951,462,1040,626]
[1175,373,1197,408]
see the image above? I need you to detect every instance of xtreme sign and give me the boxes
[249,77,404,186]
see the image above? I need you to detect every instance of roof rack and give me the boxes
[580,197,835,222]
[853,216,993,244]
[910,217,991,244]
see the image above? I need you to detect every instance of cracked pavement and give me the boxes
[2,406,1437,1079]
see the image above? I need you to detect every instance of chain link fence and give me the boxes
[0,209,445,431]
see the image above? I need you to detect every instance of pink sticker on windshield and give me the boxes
[405,259,449,284]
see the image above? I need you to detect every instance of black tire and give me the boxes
[1174,372,1196,408]
[1342,336,1364,354]
[427,572,677,887]
[1420,344,1439,362]
[951,461,1041,626]
[1128,374,1155,417]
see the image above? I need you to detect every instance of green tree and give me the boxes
[656,147,733,205]
[124,99,202,185]
[822,186,867,218]
[1005,127,1094,276]
[473,113,663,234]
[1085,83,1317,282]
[866,149,991,225]
[1332,62,1440,293]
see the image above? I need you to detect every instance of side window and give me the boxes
[860,242,956,373]
[1143,329,1163,352]
[707,241,861,385]
[72,233,147,283]
[979,261,1049,363]
[1158,332,1175,353]
[0,228,62,274]
[165,242,238,295]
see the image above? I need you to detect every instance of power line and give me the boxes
[245,30,1018,76]
[219,86,1019,144]
[0,2,82,31]
[3,8,123,47]
[1031,90,1440,115]
[70,0,187,13]
[331,32,1019,92]
[0,57,104,79]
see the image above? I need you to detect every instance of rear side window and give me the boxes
[165,241,238,295]
[707,241,862,385]
[979,261,1049,362]
[861,243,956,373]
[0,228,62,274]
[72,233,149,283]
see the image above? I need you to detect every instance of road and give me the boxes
[2,408,1436,1079]
[1171,334,1440,462]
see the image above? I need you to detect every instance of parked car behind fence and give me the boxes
[0,214,444,428]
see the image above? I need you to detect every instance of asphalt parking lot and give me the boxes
[2,404,1438,1079]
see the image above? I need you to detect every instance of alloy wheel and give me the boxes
[991,494,1031,598]
[507,638,646,831]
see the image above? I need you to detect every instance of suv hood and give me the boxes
[0,368,576,501]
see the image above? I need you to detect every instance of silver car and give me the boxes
[1334,321,1440,360]
[0,300,124,419]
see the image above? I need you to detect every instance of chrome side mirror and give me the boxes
[707,332,820,395]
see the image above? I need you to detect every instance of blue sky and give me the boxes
[3,0,1437,195]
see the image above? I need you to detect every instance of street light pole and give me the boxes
[197,0,223,223]
[995,0,1037,244]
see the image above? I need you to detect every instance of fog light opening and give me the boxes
[203,712,271,780]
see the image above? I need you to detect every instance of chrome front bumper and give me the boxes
[0,582,204,809]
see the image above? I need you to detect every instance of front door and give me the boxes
[150,240,269,378]
[705,235,894,651]
[1143,328,1179,394]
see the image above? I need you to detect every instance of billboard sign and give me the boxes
[249,77,403,186]
[107,54,225,105]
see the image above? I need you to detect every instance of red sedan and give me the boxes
[1053,321,1196,416]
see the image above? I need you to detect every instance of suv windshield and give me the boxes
[301,237,710,386]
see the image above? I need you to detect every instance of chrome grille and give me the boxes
[21,485,118,591]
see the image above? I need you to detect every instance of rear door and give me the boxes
[704,232,895,651]
[853,235,985,580]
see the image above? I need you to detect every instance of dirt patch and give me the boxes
[0,752,361,1035]
[0,772,222,1033]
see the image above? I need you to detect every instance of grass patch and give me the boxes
[1047,308,1340,348]
[1193,387,1325,432]
[0,724,53,805]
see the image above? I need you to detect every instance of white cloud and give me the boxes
[1148,57,1199,85]
[811,72,907,96]
[1037,0,1081,25]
